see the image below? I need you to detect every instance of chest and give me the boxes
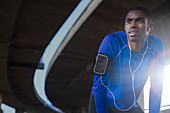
[112,48,153,77]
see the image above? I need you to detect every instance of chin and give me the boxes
[128,36,138,42]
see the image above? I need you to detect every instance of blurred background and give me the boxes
[0,0,170,113]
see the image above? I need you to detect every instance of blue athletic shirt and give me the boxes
[91,31,164,113]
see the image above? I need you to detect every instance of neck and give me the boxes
[128,39,146,52]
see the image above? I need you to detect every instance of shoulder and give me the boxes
[148,35,163,45]
[98,31,127,60]
[105,31,126,40]
[103,31,127,45]
[148,35,163,48]
[148,35,164,55]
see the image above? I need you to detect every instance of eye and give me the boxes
[126,18,132,24]
[135,17,145,23]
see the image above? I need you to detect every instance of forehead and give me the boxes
[126,10,146,19]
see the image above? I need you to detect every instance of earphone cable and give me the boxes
[100,38,148,111]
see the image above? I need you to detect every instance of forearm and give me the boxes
[92,74,109,113]
[149,87,162,113]
[93,91,108,113]
[149,39,164,113]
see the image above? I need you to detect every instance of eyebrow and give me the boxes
[125,17,131,20]
[136,17,145,20]
[125,17,145,21]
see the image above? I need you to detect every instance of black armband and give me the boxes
[93,53,110,75]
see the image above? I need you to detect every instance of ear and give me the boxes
[147,23,153,33]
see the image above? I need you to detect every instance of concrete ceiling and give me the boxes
[0,0,170,113]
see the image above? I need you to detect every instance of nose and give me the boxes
[130,21,136,29]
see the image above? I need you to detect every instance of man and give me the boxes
[89,7,164,113]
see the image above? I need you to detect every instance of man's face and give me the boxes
[125,10,149,42]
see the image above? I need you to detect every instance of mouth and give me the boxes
[128,30,138,36]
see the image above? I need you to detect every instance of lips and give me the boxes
[128,30,138,36]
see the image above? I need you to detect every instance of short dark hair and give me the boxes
[126,7,152,24]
